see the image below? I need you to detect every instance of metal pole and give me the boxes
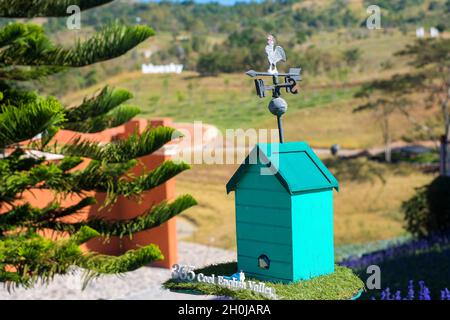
[277,115,284,144]
[273,75,280,98]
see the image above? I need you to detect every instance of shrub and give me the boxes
[403,186,429,238]
[197,52,223,76]
[343,48,361,67]
[403,176,450,237]
[426,176,450,233]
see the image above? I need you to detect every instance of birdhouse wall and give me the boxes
[234,164,294,282]
[291,189,335,281]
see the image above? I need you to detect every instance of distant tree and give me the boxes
[365,0,425,11]
[343,48,362,67]
[436,24,446,33]
[197,27,267,75]
[428,0,440,11]
[355,38,450,171]
[197,52,223,76]
[354,74,425,163]
[396,39,450,175]
[295,30,311,45]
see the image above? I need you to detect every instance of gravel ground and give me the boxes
[0,242,236,300]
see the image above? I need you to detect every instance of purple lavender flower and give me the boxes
[406,280,415,300]
[440,288,450,300]
[381,287,391,300]
[418,281,431,300]
[374,280,448,300]
[340,234,450,270]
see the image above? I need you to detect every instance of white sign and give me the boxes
[430,27,440,38]
[416,27,425,38]
[142,63,183,74]
[171,264,277,299]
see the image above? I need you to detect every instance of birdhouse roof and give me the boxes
[226,142,339,194]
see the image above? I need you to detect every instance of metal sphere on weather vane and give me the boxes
[268,97,288,117]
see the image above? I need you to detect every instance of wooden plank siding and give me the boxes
[235,166,294,282]
[237,256,293,282]
[236,222,291,244]
[236,206,291,228]
[291,189,335,280]
[238,240,292,262]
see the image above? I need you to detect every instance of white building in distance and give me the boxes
[416,27,425,38]
[142,63,184,75]
[430,27,440,38]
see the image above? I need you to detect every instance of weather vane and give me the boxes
[246,35,302,143]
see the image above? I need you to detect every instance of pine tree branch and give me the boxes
[57,156,84,172]
[65,87,133,123]
[0,0,114,18]
[0,23,43,48]
[77,244,163,288]
[64,105,141,133]
[0,66,63,81]
[131,161,190,195]
[0,269,23,290]
[0,230,162,289]
[0,96,66,149]
[40,195,197,237]
[1,157,186,207]
[1,148,44,172]
[62,126,181,163]
[0,155,83,204]
[0,227,99,288]
[0,82,39,106]
[71,160,190,206]
[0,23,59,68]
[55,24,155,67]
[69,225,100,245]
[0,23,154,69]
[0,197,96,232]
[81,245,163,273]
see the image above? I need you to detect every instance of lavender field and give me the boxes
[338,235,450,300]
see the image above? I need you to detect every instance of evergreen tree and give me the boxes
[0,0,196,289]
[355,38,449,169]
[354,73,425,163]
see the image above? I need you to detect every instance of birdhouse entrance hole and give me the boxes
[258,254,270,270]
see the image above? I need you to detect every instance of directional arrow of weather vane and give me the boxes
[246,35,302,143]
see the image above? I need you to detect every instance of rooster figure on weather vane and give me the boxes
[246,35,302,143]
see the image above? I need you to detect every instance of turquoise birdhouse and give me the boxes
[226,141,339,283]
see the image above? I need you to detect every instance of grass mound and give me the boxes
[163,262,364,300]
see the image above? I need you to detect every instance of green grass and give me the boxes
[125,76,359,131]
[163,262,364,300]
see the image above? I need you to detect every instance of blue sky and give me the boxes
[139,0,262,5]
